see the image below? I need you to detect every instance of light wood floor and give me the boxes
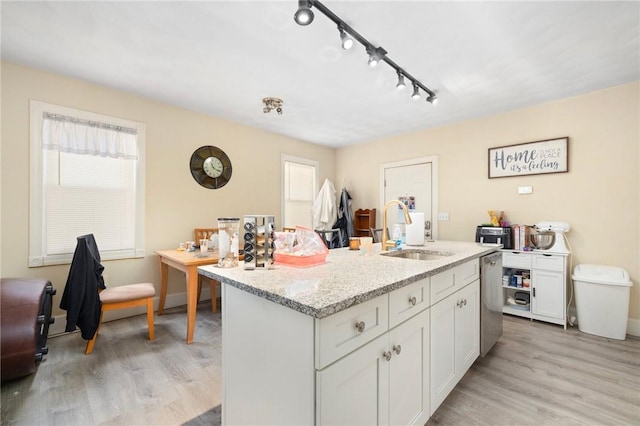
[2,304,638,425]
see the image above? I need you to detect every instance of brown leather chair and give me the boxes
[1,278,55,382]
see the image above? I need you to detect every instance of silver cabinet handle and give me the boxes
[355,321,366,333]
[383,351,392,361]
[409,296,417,306]
[393,345,402,355]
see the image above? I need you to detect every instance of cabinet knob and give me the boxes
[457,300,463,308]
[383,351,392,361]
[409,296,417,306]
[393,345,402,355]
[355,321,366,333]
[464,299,467,306]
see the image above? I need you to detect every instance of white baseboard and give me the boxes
[627,318,640,337]
[49,288,215,337]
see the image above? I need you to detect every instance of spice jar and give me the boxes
[218,217,240,267]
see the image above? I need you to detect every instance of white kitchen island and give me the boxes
[199,241,498,426]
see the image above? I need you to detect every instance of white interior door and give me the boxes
[381,157,437,240]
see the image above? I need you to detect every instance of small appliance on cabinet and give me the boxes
[475,226,513,249]
[243,215,276,270]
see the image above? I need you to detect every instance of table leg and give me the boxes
[158,260,168,315]
[186,265,198,344]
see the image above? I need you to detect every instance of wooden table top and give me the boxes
[155,249,221,266]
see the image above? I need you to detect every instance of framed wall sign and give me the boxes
[488,137,569,178]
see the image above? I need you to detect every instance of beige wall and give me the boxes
[0,62,335,317]
[336,82,640,322]
[2,61,638,327]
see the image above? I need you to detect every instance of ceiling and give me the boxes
[2,1,639,148]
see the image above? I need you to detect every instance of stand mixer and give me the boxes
[533,221,571,253]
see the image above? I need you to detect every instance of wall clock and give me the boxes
[189,145,232,189]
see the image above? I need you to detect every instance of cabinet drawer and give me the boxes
[532,254,564,272]
[431,259,479,305]
[315,294,389,369]
[389,277,430,328]
[502,252,532,269]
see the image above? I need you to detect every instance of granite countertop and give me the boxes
[198,240,499,319]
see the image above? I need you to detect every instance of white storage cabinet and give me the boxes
[501,250,569,328]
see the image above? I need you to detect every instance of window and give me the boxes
[29,101,146,267]
[281,155,318,229]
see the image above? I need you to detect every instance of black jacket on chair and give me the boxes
[60,234,106,339]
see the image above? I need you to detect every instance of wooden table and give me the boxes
[155,249,221,344]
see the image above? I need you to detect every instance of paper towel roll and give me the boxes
[406,212,425,246]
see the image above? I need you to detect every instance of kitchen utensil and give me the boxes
[530,231,555,249]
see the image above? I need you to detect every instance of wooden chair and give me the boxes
[370,227,388,244]
[61,234,155,355]
[86,283,155,354]
[194,228,220,313]
[315,228,343,249]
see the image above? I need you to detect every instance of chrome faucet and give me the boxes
[381,200,413,252]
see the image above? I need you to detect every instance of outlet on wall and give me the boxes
[437,212,449,221]
[518,186,533,194]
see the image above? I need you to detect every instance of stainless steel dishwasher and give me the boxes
[480,251,503,357]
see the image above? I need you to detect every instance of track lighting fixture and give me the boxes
[294,0,314,26]
[366,46,387,68]
[293,0,437,107]
[338,25,353,50]
[396,72,406,90]
[412,83,420,100]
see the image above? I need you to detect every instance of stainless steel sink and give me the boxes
[380,250,454,260]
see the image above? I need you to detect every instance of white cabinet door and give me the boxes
[317,333,390,426]
[455,280,480,375]
[429,292,456,415]
[388,309,430,426]
[430,280,480,415]
[531,270,565,320]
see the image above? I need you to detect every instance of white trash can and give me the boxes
[572,264,633,340]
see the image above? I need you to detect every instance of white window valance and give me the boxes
[42,112,138,160]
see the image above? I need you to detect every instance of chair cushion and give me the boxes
[100,283,155,304]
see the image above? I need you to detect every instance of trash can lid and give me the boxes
[572,264,632,286]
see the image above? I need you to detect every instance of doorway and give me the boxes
[380,156,438,241]
[281,155,319,229]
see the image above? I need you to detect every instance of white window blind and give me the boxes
[29,101,146,267]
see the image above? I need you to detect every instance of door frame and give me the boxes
[379,156,439,241]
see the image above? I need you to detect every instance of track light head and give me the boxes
[396,72,406,90]
[427,94,438,105]
[412,83,420,100]
[338,26,353,50]
[367,46,387,68]
[294,0,314,26]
